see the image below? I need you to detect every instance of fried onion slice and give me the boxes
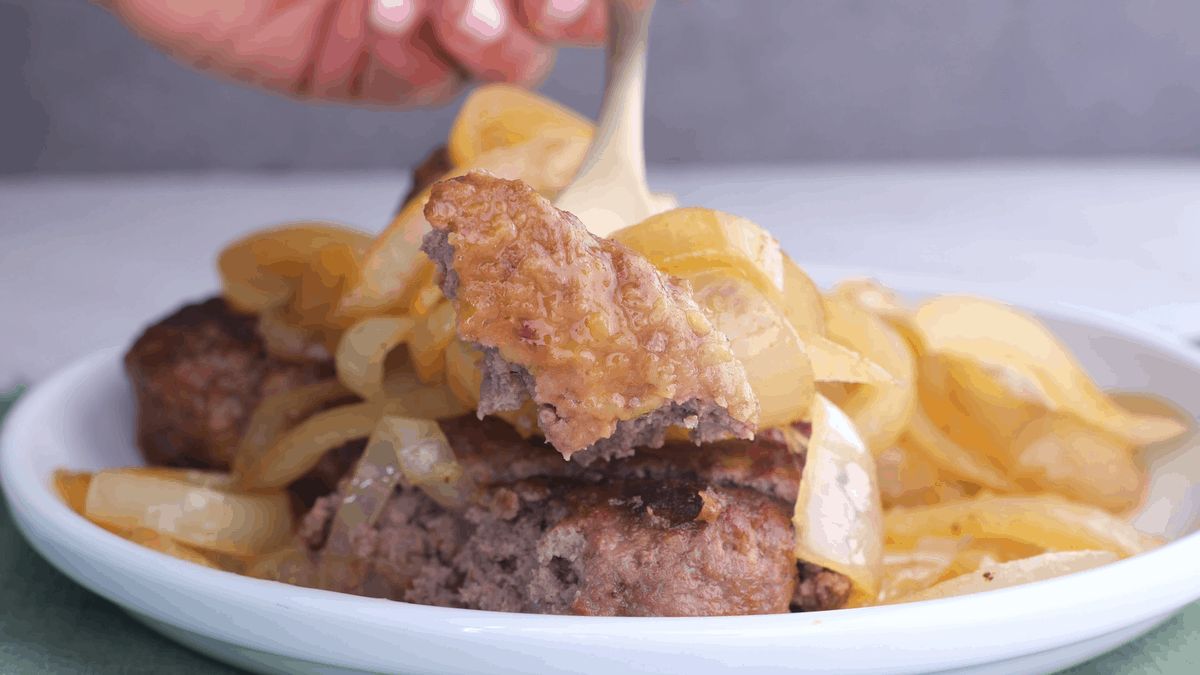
[792,394,885,597]
[912,295,1186,446]
[335,316,416,399]
[85,468,293,555]
[883,550,1119,605]
[884,493,1161,558]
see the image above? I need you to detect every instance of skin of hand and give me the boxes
[88,0,615,109]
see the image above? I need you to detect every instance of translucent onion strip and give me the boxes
[378,369,472,421]
[686,270,815,428]
[883,550,1119,605]
[85,468,293,554]
[780,253,828,337]
[335,316,416,399]
[444,338,483,407]
[911,295,1185,446]
[218,223,373,314]
[236,380,355,473]
[53,468,92,515]
[408,264,446,319]
[904,404,1015,492]
[121,526,223,569]
[804,332,895,387]
[384,416,475,510]
[247,539,317,586]
[322,417,409,558]
[819,296,917,453]
[792,394,885,597]
[258,304,331,361]
[870,536,965,606]
[238,402,385,490]
[410,301,458,385]
[608,207,787,306]
[884,494,1161,559]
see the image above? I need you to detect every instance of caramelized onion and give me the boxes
[884,493,1161,559]
[258,304,331,361]
[912,295,1186,446]
[85,468,293,554]
[444,338,482,407]
[335,316,416,399]
[448,83,595,166]
[121,526,223,569]
[804,332,895,387]
[385,416,475,510]
[686,270,814,427]
[884,550,1118,605]
[321,417,408,558]
[218,223,372,314]
[247,539,317,586]
[53,468,92,516]
[238,402,385,490]
[409,301,458,385]
[378,368,472,420]
[869,536,964,606]
[609,207,787,306]
[791,395,885,597]
[237,380,355,468]
[780,254,828,337]
[819,295,917,453]
[904,404,1015,492]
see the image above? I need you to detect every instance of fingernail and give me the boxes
[372,0,418,34]
[462,0,506,41]
[546,0,587,22]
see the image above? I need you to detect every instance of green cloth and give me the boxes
[1,389,1198,675]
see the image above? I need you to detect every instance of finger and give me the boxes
[429,0,556,84]
[365,20,466,106]
[512,0,605,46]
[114,0,326,86]
[307,0,372,99]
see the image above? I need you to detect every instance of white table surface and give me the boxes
[2,160,1199,390]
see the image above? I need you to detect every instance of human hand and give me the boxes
[90,0,612,108]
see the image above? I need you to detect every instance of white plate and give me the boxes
[4,280,1200,675]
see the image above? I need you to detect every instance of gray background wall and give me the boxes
[3,0,1200,175]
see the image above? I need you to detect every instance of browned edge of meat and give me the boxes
[124,296,363,509]
[419,171,758,464]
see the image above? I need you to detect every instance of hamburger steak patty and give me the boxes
[298,416,852,615]
[124,297,365,508]
[127,300,852,615]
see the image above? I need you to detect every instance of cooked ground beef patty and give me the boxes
[124,297,363,508]
[127,299,852,615]
[298,416,851,616]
